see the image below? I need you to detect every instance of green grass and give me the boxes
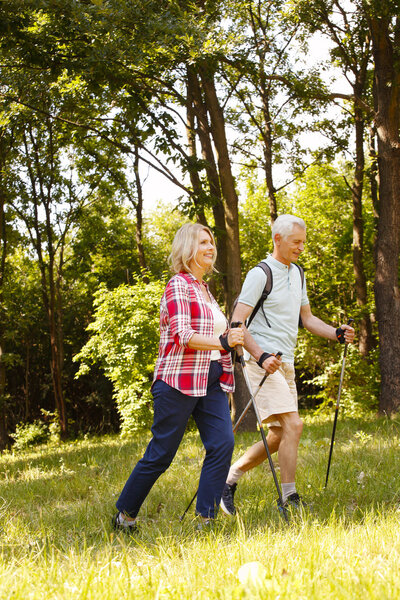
[2,413,400,599]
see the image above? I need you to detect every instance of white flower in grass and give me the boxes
[237,561,267,587]
[357,471,365,484]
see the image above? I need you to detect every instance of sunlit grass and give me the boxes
[2,414,400,598]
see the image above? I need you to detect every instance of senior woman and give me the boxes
[112,223,244,530]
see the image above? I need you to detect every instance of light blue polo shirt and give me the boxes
[238,255,309,364]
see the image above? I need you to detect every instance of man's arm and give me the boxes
[231,302,281,374]
[300,304,355,343]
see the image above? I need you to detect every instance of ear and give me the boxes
[274,233,281,245]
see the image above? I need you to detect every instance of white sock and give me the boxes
[118,513,136,528]
[226,464,245,486]
[281,482,296,503]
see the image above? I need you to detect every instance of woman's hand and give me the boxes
[226,327,244,348]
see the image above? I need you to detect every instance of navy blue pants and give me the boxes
[116,361,234,519]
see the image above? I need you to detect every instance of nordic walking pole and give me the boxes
[324,318,354,489]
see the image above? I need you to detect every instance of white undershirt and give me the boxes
[208,303,227,360]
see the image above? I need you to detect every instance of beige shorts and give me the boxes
[246,357,298,427]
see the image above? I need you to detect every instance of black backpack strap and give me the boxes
[292,263,305,327]
[246,261,273,328]
[292,262,304,288]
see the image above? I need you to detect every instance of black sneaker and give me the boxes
[220,483,237,515]
[277,492,306,513]
[111,512,138,533]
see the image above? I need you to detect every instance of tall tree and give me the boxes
[364,3,400,413]
[0,132,12,449]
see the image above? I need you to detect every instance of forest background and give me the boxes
[0,0,399,450]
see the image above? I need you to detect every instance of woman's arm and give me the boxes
[165,276,244,350]
[187,328,244,351]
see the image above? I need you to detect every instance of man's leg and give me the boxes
[275,410,303,506]
[227,427,282,480]
[275,411,303,483]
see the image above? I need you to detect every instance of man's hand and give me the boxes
[258,353,282,374]
[336,323,355,344]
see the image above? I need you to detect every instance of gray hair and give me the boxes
[169,222,217,274]
[271,214,306,244]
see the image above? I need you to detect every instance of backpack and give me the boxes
[245,261,305,329]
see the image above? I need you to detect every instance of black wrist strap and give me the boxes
[219,333,234,352]
[257,352,273,368]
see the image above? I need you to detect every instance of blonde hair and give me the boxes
[169,223,217,274]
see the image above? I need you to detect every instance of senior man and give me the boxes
[221,214,355,515]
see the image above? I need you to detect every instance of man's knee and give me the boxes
[268,426,283,444]
[281,413,303,438]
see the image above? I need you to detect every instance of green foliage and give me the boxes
[10,420,49,450]
[298,341,380,415]
[74,278,166,434]
[143,202,187,278]
[239,179,273,273]
[9,410,61,450]
[285,163,377,413]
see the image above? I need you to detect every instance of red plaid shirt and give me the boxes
[153,272,235,396]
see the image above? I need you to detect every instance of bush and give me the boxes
[74,277,166,434]
[11,420,50,450]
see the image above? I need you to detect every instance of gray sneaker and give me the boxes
[220,483,237,515]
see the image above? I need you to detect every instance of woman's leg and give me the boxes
[193,362,235,519]
[116,379,195,518]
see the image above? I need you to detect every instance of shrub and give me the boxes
[74,277,165,434]
[11,420,50,450]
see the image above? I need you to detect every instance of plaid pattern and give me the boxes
[153,272,235,396]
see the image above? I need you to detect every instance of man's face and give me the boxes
[274,224,306,265]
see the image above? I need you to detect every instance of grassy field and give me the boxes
[2,413,400,599]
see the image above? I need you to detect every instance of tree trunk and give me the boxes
[232,363,257,432]
[258,55,278,223]
[368,124,380,225]
[47,274,68,439]
[0,170,8,450]
[199,63,242,309]
[133,147,149,279]
[188,66,229,308]
[369,15,400,414]
[185,69,208,227]
[352,104,374,356]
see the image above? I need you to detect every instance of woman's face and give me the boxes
[192,229,215,273]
